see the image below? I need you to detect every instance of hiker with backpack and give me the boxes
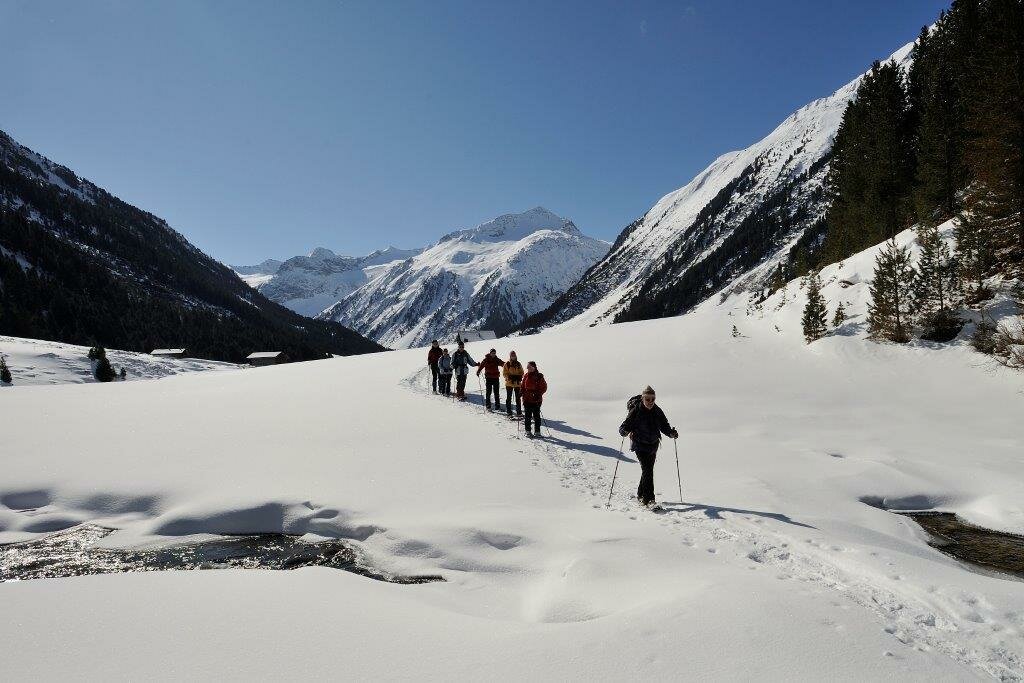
[476,348,505,411]
[521,361,547,437]
[503,351,524,417]
[619,386,678,508]
[427,340,443,393]
[437,348,453,396]
[451,342,476,401]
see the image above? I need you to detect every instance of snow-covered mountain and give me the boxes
[520,42,916,333]
[319,207,609,348]
[233,246,422,318]
[0,129,382,361]
[232,259,283,288]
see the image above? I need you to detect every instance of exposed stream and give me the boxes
[0,524,443,584]
[900,512,1024,580]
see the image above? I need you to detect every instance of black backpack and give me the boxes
[626,394,642,413]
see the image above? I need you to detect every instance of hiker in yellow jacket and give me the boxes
[503,351,525,418]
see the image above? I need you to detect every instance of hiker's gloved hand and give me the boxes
[619,427,628,437]
[670,429,679,439]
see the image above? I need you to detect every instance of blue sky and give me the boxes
[2,0,948,264]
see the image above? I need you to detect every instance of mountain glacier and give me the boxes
[318,207,608,348]
[232,246,422,318]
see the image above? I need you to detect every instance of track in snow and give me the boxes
[405,367,1023,681]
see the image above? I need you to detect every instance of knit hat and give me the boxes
[642,385,656,397]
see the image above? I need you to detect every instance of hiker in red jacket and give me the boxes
[520,361,547,436]
[427,340,442,394]
[476,348,505,410]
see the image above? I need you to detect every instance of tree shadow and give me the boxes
[660,501,816,529]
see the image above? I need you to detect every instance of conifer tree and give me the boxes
[0,356,11,384]
[914,224,963,341]
[908,2,981,223]
[913,224,960,313]
[963,0,1024,272]
[868,239,916,343]
[823,61,915,263]
[955,206,995,302]
[802,271,829,343]
[832,302,848,328]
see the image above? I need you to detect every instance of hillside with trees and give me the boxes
[0,130,384,361]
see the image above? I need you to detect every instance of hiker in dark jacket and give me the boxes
[437,348,453,396]
[476,348,505,410]
[427,340,443,393]
[521,361,547,436]
[451,343,477,401]
[503,351,524,417]
[619,385,678,506]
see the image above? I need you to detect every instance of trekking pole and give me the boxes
[476,374,486,412]
[673,437,683,504]
[606,435,625,507]
[538,407,553,438]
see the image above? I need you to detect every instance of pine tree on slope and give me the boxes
[802,271,829,343]
[868,239,916,343]
[955,206,995,303]
[0,356,12,384]
[914,224,960,313]
[963,0,1024,272]
[823,61,915,263]
[832,302,848,328]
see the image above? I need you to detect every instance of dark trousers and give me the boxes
[455,373,468,397]
[429,363,439,392]
[524,402,541,433]
[439,374,452,396]
[505,386,521,415]
[484,376,501,408]
[636,449,657,504]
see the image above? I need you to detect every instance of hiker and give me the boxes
[451,342,476,400]
[476,348,505,411]
[520,361,547,436]
[427,340,442,393]
[503,351,524,417]
[437,348,453,396]
[619,386,678,507]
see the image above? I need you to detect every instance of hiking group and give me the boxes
[427,340,548,436]
[428,342,680,508]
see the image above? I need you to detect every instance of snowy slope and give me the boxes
[0,336,240,386]
[320,207,609,348]
[522,42,915,332]
[2,226,1023,678]
[233,246,423,318]
[231,258,283,288]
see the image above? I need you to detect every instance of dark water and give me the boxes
[901,512,1024,580]
[0,525,443,584]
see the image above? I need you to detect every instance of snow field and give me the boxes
[0,335,240,387]
[2,233,1023,678]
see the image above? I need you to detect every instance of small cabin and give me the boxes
[453,330,497,344]
[151,348,187,359]
[246,351,288,367]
